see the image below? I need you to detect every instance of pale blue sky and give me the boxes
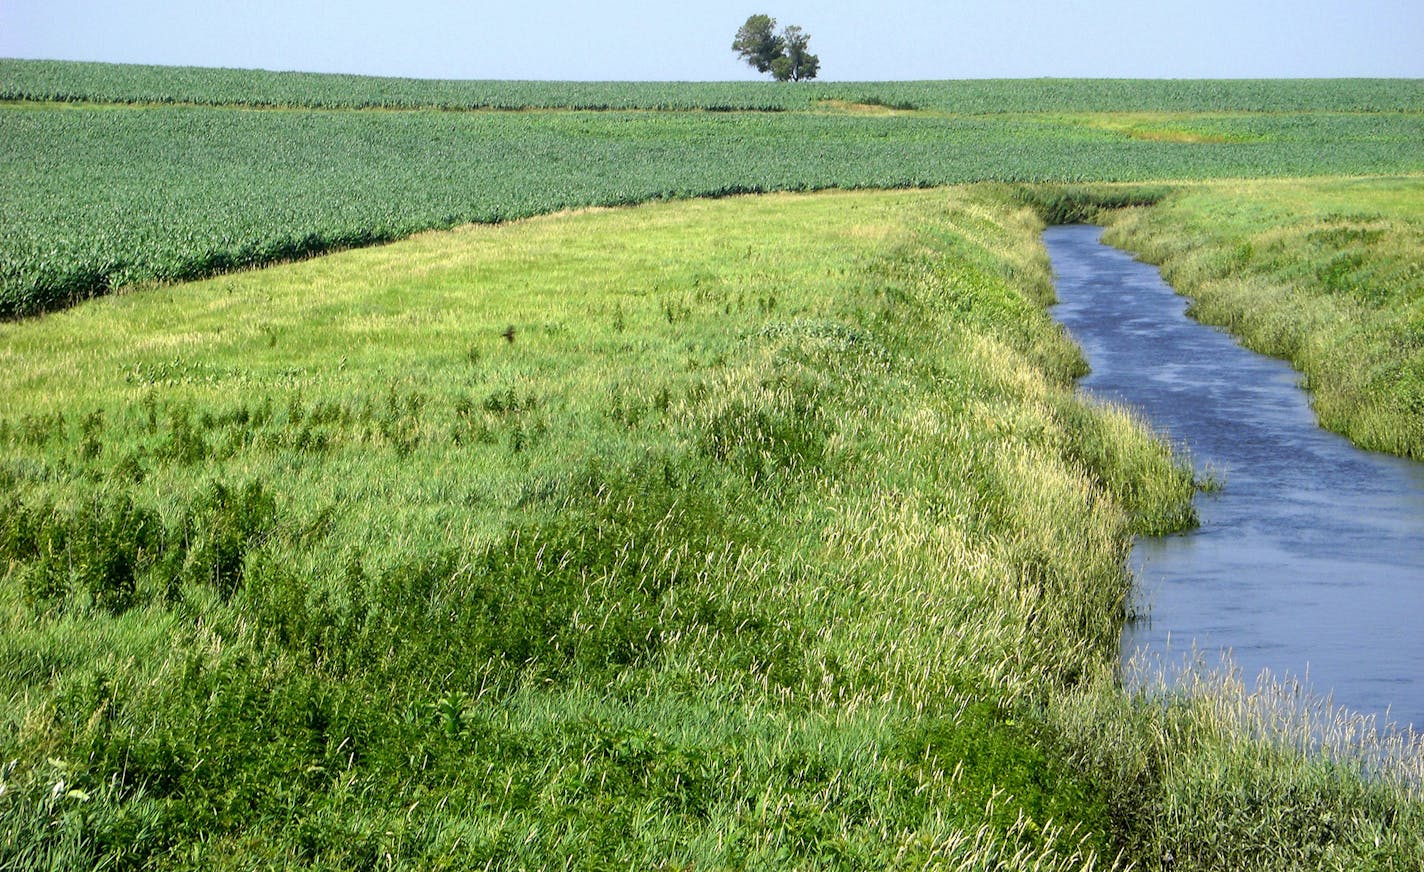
[2,0,1420,80]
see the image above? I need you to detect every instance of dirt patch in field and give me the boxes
[814,99,918,115]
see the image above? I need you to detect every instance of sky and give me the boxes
[2,0,1421,81]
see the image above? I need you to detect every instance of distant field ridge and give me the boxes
[5,58,1424,113]
[2,58,1422,317]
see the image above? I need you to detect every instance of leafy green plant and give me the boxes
[3,72,1421,316]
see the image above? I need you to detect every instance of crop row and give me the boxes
[4,58,1423,113]
[3,103,1423,316]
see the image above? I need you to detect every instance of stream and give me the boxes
[1044,224,1424,732]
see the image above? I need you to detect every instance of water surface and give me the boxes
[1044,224,1424,731]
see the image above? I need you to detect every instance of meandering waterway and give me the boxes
[1044,224,1424,732]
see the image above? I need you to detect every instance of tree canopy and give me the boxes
[732,15,819,81]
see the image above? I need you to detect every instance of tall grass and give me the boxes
[1052,657,1424,870]
[1003,183,1174,226]
[1102,176,1424,459]
[0,187,1183,867]
[1,186,1419,867]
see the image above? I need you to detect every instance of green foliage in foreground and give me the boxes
[3,187,1420,869]
[0,187,1193,868]
[5,58,1422,113]
[1103,176,1424,459]
[4,99,1423,318]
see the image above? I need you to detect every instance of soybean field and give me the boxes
[1,60,1422,316]
[6,58,1423,112]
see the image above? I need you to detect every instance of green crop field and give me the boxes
[2,60,1422,317]
[5,59,1423,113]
[2,60,1423,869]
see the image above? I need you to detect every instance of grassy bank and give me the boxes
[1102,176,1424,458]
[0,186,1195,867]
[3,186,1421,869]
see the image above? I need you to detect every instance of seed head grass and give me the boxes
[1102,175,1424,460]
[1,185,1418,868]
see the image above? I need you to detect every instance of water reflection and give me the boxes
[1044,224,1424,732]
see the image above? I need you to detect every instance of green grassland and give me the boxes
[3,62,1422,317]
[1100,177,1424,458]
[3,185,1421,870]
[0,187,1183,867]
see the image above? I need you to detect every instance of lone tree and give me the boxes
[732,14,819,81]
[774,25,819,82]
